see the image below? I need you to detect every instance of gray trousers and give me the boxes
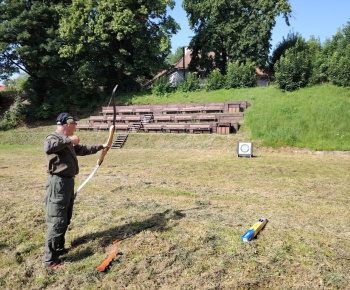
[42,175,74,266]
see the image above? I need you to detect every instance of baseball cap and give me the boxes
[56,112,80,125]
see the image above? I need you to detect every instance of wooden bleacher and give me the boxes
[77,101,248,135]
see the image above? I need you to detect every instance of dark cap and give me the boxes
[56,112,80,125]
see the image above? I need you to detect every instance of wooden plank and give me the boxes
[153,115,172,123]
[76,124,92,131]
[174,115,193,123]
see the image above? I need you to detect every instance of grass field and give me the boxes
[0,85,349,288]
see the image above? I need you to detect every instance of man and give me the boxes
[42,112,109,269]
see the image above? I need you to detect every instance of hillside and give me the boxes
[1,84,349,151]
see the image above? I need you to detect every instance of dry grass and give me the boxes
[0,135,349,289]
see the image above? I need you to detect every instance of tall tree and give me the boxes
[182,0,292,74]
[0,0,72,118]
[58,0,179,91]
[327,22,350,87]
[1,0,178,119]
[269,32,301,75]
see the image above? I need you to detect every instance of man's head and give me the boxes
[56,112,80,136]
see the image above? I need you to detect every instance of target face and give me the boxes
[237,142,253,157]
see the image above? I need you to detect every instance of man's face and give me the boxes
[66,121,77,136]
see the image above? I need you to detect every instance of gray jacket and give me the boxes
[45,130,103,177]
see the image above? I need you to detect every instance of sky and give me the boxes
[167,0,350,54]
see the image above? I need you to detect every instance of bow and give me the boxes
[74,84,118,198]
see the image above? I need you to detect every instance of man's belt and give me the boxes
[50,173,75,179]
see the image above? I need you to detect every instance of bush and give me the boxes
[152,77,173,97]
[269,32,301,75]
[327,22,350,87]
[328,51,350,87]
[275,40,313,91]
[225,61,256,89]
[205,69,224,91]
[177,72,200,92]
[0,95,26,130]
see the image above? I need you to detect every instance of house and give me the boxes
[0,85,6,91]
[145,47,269,88]
[256,67,269,87]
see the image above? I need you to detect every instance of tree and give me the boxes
[327,22,350,87]
[225,61,257,89]
[167,47,184,65]
[182,0,292,74]
[0,0,179,119]
[0,0,73,118]
[58,0,179,92]
[3,73,29,92]
[275,38,313,91]
[269,32,301,75]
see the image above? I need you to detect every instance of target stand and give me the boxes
[237,141,253,158]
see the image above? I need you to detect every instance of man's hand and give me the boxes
[69,135,80,146]
[102,143,110,151]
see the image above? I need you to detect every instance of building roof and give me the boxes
[255,67,267,76]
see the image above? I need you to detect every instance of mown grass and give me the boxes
[0,84,349,288]
[0,144,349,289]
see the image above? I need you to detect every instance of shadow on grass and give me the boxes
[69,209,186,261]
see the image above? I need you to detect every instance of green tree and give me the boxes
[167,47,185,65]
[327,22,350,87]
[182,0,292,74]
[205,69,224,91]
[177,72,200,92]
[0,0,73,118]
[58,0,179,92]
[225,61,256,89]
[3,73,29,92]
[275,38,313,91]
[269,32,301,76]
[1,0,179,119]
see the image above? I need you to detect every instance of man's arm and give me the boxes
[44,134,71,154]
[74,144,105,156]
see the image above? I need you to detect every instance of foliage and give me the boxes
[177,72,201,92]
[152,77,174,97]
[183,0,292,73]
[3,73,29,92]
[0,95,25,130]
[0,0,179,120]
[327,22,350,87]
[307,37,326,85]
[269,32,301,75]
[205,69,224,91]
[274,38,313,91]
[167,47,184,65]
[0,0,74,118]
[58,0,179,90]
[273,22,350,90]
[225,61,257,89]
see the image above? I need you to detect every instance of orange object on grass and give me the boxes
[96,251,118,272]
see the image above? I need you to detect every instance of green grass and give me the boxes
[1,146,349,288]
[1,84,350,151]
[244,84,350,150]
